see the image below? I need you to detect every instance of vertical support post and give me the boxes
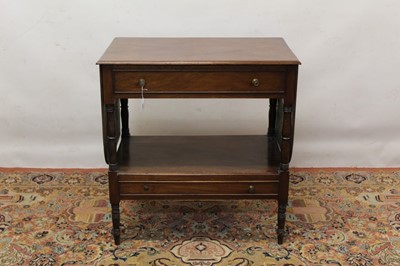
[121,99,130,138]
[105,103,121,245]
[278,104,291,243]
[277,65,298,244]
[267,98,277,137]
[110,172,121,245]
[105,104,118,170]
[100,65,121,245]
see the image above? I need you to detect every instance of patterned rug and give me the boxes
[1,168,400,266]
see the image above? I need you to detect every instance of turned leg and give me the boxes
[277,104,292,244]
[101,67,122,245]
[277,66,298,244]
[104,103,120,167]
[109,170,121,245]
[104,103,121,245]
[120,99,130,138]
[111,203,121,245]
[268,98,278,137]
[277,168,289,244]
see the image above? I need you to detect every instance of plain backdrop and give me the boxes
[1,0,399,168]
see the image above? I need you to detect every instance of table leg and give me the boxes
[121,99,130,138]
[103,103,120,166]
[267,98,277,137]
[109,170,120,245]
[277,105,292,244]
[278,167,289,244]
[105,103,121,245]
[277,66,298,244]
[111,202,121,245]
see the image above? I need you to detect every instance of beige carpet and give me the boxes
[1,168,399,265]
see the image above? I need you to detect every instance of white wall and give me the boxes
[1,0,399,168]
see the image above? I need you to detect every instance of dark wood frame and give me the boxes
[98,38,300,245]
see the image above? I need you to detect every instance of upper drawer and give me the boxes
[113,71,286,94]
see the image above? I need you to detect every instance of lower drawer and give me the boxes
[119,181,278,195]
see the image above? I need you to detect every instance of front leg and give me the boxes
[277,66,298,244]
[277,105,292,244]
[105,103,121,245]
[120,99,130,138]
[109,168,120,245]
[277,200,288,244]
[111,202,121,245]
[267,98,277,137]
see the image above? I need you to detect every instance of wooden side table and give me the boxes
[97,38,300,245]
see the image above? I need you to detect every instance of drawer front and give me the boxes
[113,71,285,93]
[119,181,278,195]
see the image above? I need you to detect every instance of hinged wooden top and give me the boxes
[97,38,300,65]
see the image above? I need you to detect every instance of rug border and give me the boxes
[0,167,399,173]
[0,167,107,173]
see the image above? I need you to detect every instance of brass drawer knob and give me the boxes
[139,78,146,88]
[248,185,255,194]
[252,78,260,87]
[143,185,150,191]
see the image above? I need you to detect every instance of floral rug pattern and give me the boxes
[0,169,400,265]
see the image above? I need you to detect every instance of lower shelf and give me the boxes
[115,135,281,200]
[116,135,281,176]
